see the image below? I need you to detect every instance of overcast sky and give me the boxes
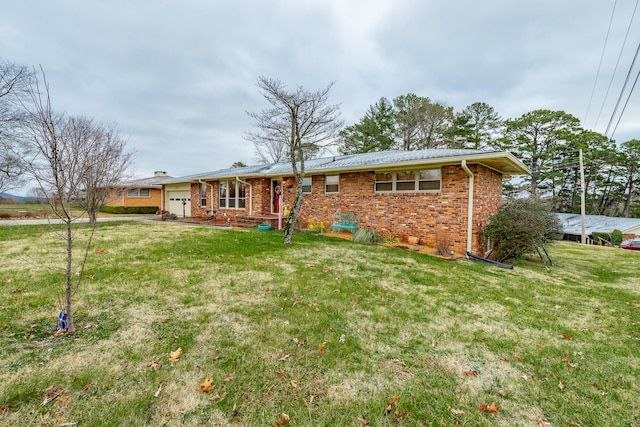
[2,0,639,179]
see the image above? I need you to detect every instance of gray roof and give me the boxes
[119,175,174,188]
[556,213,640,235]
[163,149,529,184]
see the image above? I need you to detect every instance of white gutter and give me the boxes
[236,177,252,215]
[461,160,474,256]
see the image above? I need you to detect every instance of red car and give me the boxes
[620,239,640,250]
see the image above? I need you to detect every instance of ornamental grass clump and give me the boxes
[352,227,383,243]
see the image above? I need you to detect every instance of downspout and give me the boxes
[461,160,474,257]
[236,177,252,216]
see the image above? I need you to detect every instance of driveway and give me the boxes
[0,216,155,226]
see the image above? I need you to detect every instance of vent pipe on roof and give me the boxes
[154,171,168,177]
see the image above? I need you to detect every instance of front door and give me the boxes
[271,179,282,214]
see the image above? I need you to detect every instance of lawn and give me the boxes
[0,221,638,426]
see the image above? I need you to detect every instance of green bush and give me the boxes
[592,232,611,246]
[100,206,159,215]
[352,228,383,243]
[591,229,624,246]
[611,229,623,246]
[483,197,562,263]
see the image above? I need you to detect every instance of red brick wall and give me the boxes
[283,164,502,256]
[187,164,503,255]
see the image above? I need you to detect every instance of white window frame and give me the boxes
[200,183,207,207]
[302,177,312,194]
[219,180,246,210]
[374,169,441,193]
[127,188,150,198]
[325,175,339,193]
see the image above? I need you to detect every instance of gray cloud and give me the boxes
[2,0,638,181]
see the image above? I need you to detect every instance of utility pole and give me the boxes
[579,149,586,244]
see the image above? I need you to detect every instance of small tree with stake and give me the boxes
[483,197,562,264]
[17,67,134,333]
[246,77,342,244]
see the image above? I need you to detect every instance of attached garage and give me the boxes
[165,184,192,217]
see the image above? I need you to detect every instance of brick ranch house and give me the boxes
[161,149,529,256]
[104,171,172,210]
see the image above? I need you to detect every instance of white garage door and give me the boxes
[167,191,191,217]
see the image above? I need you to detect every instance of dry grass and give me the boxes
[0,222,639,426]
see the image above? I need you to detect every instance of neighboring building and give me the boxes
[556,213,640,242]
[105,171,172,210]
[161,149,530,256]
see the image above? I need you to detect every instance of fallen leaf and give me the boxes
[291,337,304,347]
[558,381,565,391]
[275,370,286,379]
[357,417,371,426]
[562,333,572,340]
[395,407,408,420]
[479,402,500,413]
[319,342,326,356]
[1,405,13,415]
[275,413,290,426]
[223,373,235,382]
[278,353,292,361]
[322,266,329,273]
[513,354,524,361]
[231,403,238,417]
[53,329,66,338]
[384,395,398,414]
[538,342,547,348]
[309,390,322,404]
[169,347,183,364]
[498,356,509,362]
[82,384,91,392]
[41,385,66,406]
[94,247,105,254]
[351,299,358,307]
[199,378,214,393]
[148,361,160,370]
[451,409,465,416]
[85,274,95,280]
[537,418,552,427]
[290,380,297,388]
[464,370,479,377]
[154,383,163,397]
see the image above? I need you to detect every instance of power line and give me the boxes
[584,0,618,126]
[605,43,640,136]
[610,65,640,140]
[594,0,639,130]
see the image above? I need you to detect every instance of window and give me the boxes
[325,175,339,193]
[219,180,246,209]
[200,183,207,207]
[374,169,441,192]
[302,177,312,194]
[127,188,150,197]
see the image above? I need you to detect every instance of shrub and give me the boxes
[100,206,159,214]
[352,228,383,243]
[483,197,562,263]
[611,229,623,246]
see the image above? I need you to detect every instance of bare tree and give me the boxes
[247,76,342,244]
[0,59,33,193]
[69,117,134,224]
[18,67,134,333]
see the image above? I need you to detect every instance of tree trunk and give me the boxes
[65,220,75,333]
[88,209,98,225]
[283,182,303,244]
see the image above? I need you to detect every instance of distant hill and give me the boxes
[0,193,45,204]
